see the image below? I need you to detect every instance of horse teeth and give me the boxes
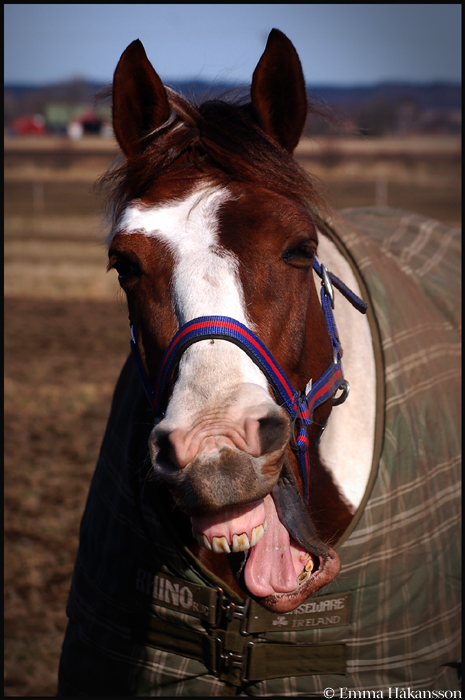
[194,532,212,550]
[202,534,212,550]
[212,536,231,554]
[232,532,250,552]
[250,524,265,547]
[305,557,314,573]
[299,551,311,563]
[297,556,314,584]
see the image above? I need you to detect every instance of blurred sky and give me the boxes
[4,4,462,86]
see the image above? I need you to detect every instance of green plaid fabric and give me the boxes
[58,207,461,696]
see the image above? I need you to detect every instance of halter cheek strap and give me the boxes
[130,257,367,504]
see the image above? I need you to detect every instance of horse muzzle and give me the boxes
[150,401,291,515]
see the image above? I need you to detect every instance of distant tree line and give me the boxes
[4,79,461,137]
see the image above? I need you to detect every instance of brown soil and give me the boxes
[4,298,128,696]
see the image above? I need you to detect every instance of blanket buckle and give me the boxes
[216,589,250,634]
[214,637,255,683]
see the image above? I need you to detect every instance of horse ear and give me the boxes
[251,29,307,154]
[112,39,170,158]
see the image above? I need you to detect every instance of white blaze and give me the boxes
[118,187,248,325]
[115,186,274,430]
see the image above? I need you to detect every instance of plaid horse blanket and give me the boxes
[58,207,461,696]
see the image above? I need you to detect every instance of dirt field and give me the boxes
[4,299,128,696]
[4,135,461,696]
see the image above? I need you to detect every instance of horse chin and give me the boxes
[154,444,286,516]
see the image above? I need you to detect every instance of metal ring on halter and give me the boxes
[332,379,350,406]
[321,265,335,309]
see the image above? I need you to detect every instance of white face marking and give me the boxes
[115,185,273,429]
[117,186,250,324]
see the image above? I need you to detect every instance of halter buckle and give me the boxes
[321,265,335,309]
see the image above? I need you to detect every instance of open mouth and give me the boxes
[191,458,341,613]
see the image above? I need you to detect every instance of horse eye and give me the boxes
[107,254,141,283]
[282,243,316,266]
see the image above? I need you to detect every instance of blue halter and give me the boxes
[130,257,367,504]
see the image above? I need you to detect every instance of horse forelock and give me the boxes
[99,88,327,230]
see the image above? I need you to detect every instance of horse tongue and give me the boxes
[244,494,299,596]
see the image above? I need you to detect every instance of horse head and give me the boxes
[106,29,349,613]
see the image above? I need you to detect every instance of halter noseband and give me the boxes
[130,256,367,504]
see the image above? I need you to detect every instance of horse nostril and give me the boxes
[150,429,177,468]
[258,412,291,455]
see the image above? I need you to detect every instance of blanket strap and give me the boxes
[136,615,345,685]
[134,568,347,685]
